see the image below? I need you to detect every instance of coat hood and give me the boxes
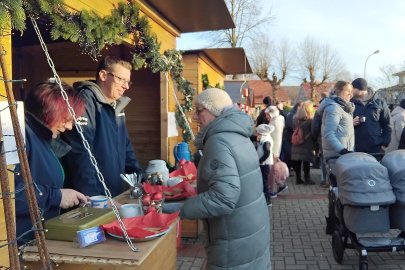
[73,80,131,115]
[391,105,404,118]
[320,95,355,115]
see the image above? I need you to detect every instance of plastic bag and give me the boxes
[272,160,289,185]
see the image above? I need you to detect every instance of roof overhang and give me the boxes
[144,0,235,33]
[182,48,252,75]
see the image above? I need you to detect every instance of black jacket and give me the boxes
[351,93,392,153]
[15,113,64,244]
[62,81,142,197]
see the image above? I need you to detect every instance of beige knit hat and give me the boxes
[195,88,233,116]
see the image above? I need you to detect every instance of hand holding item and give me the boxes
[60,189,88,209]
[353,116,361,126]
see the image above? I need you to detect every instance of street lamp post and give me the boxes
[363,50,380,79]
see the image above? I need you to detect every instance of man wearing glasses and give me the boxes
[62,56,142,197]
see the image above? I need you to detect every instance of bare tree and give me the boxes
[208,0,273,48]
[297,36,345,100]
[375,64,399,88]
[249,36,294,101]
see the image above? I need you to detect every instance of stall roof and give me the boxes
[183,48,252,75]
[145,0,235,33]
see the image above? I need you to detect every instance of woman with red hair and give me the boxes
[15,81,88,245]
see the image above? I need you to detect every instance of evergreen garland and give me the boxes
[0,0,195,142]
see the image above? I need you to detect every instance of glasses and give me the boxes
[107,72,132,87]
[195,108,206,116]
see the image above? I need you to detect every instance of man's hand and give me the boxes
[60,189,88,209]
[353,116,361,126]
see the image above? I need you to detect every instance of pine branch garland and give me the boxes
[1,0,195,142]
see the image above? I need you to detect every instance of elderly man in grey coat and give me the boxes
[181,88,271,270]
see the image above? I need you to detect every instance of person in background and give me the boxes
[15,81,88,245]
[282,101,303,172]
[386,99,405,152]
[321,81,355,175]
[311,91,330,188]
[320,81,355,234]
[62,56,143,197]
[351,78,392,153]
[265,106,288,197]
[256,95,272,126]
[181,88,271,270]
[291,100,316,185]
[266,105,285,161]
[276,100,287,118]
[256,124,275,206]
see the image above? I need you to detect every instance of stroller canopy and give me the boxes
[381,150,405,204]
[335,152,395,206]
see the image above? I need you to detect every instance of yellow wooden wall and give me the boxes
[180,53,225,155]
[0,33,12,269]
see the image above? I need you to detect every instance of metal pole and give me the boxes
[363,50,380,79]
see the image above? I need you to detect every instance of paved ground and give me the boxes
[176,169,405,270]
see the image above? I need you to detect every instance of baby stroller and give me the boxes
[325,152,405,270]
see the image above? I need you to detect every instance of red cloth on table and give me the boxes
[102,211,179,238]
[142,181,197,200]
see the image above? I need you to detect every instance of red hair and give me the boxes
[25,81,85,128]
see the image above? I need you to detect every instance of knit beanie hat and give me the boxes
[195,88,233,116]
[352,78,368,91]
[256,124,275,135]
[263,96,272,106]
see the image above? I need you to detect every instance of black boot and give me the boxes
[295,170,304,185]
[304,162,315,185]
[293,161,304,184]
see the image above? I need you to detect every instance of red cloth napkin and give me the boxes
[102,211,179,239]
[142,181,197,200]
[169,159,197,183]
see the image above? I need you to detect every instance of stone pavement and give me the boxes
[176,169,405,270]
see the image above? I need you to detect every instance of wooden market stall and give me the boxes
[21,190,179,270]
[180,48,252,237]
[0,0,235,268]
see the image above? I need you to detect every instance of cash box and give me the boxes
[44,207,116,241]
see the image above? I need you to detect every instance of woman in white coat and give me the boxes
[386,99,405,152]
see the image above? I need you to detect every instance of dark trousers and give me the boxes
[292,160,310,182]
[260,165,270,198]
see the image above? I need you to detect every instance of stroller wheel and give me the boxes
[359,261,368,270]
[332,230,344,263]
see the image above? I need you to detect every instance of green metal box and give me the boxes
[44,207,116,241]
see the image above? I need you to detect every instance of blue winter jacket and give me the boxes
[15,113,63,244]
[62,81,142,197]
[321,97,355,160]
[351,92,392,153]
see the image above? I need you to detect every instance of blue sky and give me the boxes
[177,0,405,87]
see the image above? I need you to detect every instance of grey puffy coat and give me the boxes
[181,107,271,270]
[386,106,405,153]
[321,97,355,160]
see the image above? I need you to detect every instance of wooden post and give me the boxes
[0,44,53,269]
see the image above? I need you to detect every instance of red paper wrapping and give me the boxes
[143,181,197,201]
[102,211,179,239]
[169,159,197,183]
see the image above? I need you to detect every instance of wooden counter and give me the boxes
[21,190,177,270]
